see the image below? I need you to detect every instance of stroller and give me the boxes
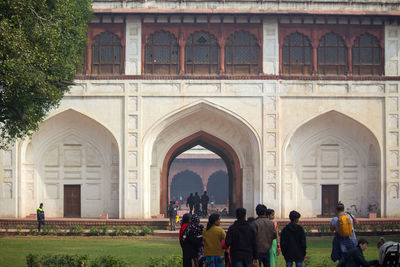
[382,243,400,267]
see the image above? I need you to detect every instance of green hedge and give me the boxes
[146,255,182,267]
[26,254,132,267]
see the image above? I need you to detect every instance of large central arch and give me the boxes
[143,100,261,218]
[161,131,242,215]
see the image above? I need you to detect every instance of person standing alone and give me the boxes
[187,193,194,214]
[168,201,178,231]
[37,203,45,233]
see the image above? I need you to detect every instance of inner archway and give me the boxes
[169,170,203,203]
[207,170,229,205]
[161,131,242,216]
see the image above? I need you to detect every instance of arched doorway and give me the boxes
[283,111,381,218]
[161,131,242,216]
[207,170,229,205]
[20,109,120,218]
[170,170,203,202]
[144,101,261,218]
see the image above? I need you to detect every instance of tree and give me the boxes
[0,0,92,148]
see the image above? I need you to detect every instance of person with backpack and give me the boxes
[336,238,378,267]
[330,202,358,263]
[280,210,306,267]
[203,213,226,267]
[167,201,178,231]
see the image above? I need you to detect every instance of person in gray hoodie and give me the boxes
[252,204,277,267]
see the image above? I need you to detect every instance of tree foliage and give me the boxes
[0,0,92,148]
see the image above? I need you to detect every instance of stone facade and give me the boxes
[1,1,400,218]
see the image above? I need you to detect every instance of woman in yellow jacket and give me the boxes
[203,213,226,267]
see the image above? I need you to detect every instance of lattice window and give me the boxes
[185,31,219,75]
[225,31,260,75]
[91,32,122,75]
[282,33,312,75]
[352,33,382,76]
[144,31,179,75]
[318,33,347,75]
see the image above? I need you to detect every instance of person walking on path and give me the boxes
[336,238,378,267]
[167,201,178,231]
[201,191,210,217]
[225,208,258,267]
[187,193,194,214]
[330,202,358,262]
[266,208,280,267]
[194,192,201,216]
[37,203,45,233]
[280,210,306,267]
[252,204,277,267]
[182,214,204,267]
[203,213,226,267]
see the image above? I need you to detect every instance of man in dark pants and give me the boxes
[225,208,258,267]
[186,193,194,214]
[201,191,209,217]
[336,238,378,267]
[252,204,277,267]
[167,201,178,231]
[193,192,201,216]
[37,203,45,233]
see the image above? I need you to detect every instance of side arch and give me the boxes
[282,110,381,218]
[19,109,120,218]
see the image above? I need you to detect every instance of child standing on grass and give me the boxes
[280,210,306,267]
[267,209,280,267]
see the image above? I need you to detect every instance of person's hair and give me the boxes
[336,202,345,212]
[289,210,301,221]
[39,203,43,207]
[181,213,192,225]
[236,208,246,221]
[358,238,369,246]
[247,217,256,223]
[256,204,267,216]
[266,209,274,216]
[377,237,386,248]
[206,213,220,230]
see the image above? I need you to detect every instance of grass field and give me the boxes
[0,235,397,266]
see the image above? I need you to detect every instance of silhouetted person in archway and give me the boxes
[187,193,194,214]
[201,191,209,217]
[193,192,201,216]
[168,201,178,231]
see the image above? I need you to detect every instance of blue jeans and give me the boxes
[286,262,302,267]
[232,258,253,267]
[258,253,270,267]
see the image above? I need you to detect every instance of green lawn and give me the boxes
[0,235,395,266]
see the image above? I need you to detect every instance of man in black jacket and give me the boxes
[336,239,378,267]
[36,203,45,232]
[225,208,258,267]
[281,210,306,267]
[186,193,194,214]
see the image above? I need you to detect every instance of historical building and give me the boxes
[1,0,400,219]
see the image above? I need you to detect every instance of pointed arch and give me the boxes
[282,110,381,218]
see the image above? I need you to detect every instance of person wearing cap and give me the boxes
[336,238,378,267]
[280,210,306,267]
[36,203,45,232]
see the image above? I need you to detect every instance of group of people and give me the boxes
[179,204,307,267]
[179,201,399,267]
[187,191,210,217]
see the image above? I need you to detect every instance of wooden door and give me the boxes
[321,185,338,217]
[64,185,81,218]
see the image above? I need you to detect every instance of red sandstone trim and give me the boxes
[75,74,400,81]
